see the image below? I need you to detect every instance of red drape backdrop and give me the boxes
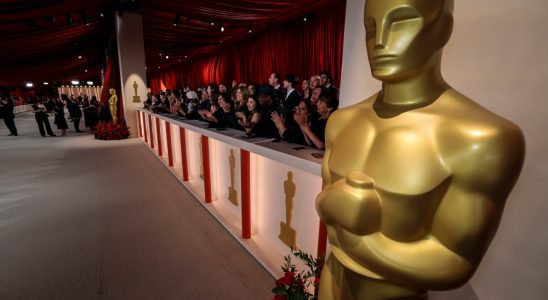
[147,2,346,91]
[100,47,124,121]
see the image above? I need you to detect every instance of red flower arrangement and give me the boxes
[95,120,130,140]
[272,250,325,300]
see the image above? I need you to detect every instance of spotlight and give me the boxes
[86,81,93,85]
[71,80,79,85]
[26,83,33,88]
[173,14,180,27]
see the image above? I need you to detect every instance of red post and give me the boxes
[136,111,142,138]
[201,135,212,203]
[240,149,251,239]
[143,112,148,143]
[148,114,154,148]
[179,127,189,181]
[156,118,162,156]
[165,122,173,166]
[317,221,328,257]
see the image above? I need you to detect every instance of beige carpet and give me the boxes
[0,113,273,299]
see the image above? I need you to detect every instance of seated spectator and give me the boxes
[236,95,261,134]
[254,85,283,138]
[310,75,321,90]
[302,79,312,101]
[234,86,249,114]
[320,70,339,95]
[199,93,237,128]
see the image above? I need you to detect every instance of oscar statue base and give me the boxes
[133,96,141,103]
[279,222,298,250]
[228,187,238,206]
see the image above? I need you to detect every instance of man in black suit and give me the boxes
[281,74,301,124]
[32,101,56,137]
[67,98,83,132]
[268,72,285,101]
[320,70,339,96]
[0,97,18,136]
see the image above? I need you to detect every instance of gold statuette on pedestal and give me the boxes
[315,0,525,299]
[279,171,298,250]
[132,81,141,103]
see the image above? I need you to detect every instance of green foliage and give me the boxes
[272,250,325,300]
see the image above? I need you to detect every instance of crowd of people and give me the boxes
[0,94,114,137]
[144,71,339,150]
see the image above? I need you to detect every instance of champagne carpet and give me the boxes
[0,113,273,299]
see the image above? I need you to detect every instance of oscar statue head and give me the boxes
[364,0,454,82]
[109,88,116,95]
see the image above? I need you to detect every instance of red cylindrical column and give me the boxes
[165,122,173,166]
[136,111,142,138]
[179,127,189,181]
[240,149,251,239]
[317,221,328,257]
[201,135,212,203]
[156,118,162,156]
[148,114,154,148]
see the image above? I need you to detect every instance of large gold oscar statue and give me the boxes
[315,0,525,299]
[108,89,118,123]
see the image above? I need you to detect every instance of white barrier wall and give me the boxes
[137,110,326,276]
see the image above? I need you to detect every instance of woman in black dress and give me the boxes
[54,99,68,136]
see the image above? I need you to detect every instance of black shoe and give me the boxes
[8,133,14,136]
[14,133,18,136]
[49,134,57,137]
[42,134,46,137]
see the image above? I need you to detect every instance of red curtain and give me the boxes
[147,2,346,91]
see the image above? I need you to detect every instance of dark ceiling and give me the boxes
[0,0,343,87]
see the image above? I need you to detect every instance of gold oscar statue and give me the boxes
[315,0,525,299]
[108,88,118,123]
[199,139,204,180]
[228,149,238,206]
[133,81,141,103]
[279,171,298,250]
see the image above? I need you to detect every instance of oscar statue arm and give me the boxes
[348,125,525,290]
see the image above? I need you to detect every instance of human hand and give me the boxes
[270,111,284,127]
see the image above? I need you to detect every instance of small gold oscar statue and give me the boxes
[279,171,298,250]
[132,81,141,103]
[108,89,118,123]
[228,149,238,206]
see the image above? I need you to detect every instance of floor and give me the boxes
[0,113,273,299]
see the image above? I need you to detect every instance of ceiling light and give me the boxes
[221,25,224,32]
[165,55,169,59]
[184,55,188,58]
[248,26,252,33]
[159,53,162,56]
[26,83,33,87]
[85,69,88,72]
[100,12,104,18]
[71,80,79,85]
[78,55,82,59]
[303,16,307,22]
[86,81,93,85]
[43,82,49,85]
[157,66,160,69]
[210,22,214,26]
